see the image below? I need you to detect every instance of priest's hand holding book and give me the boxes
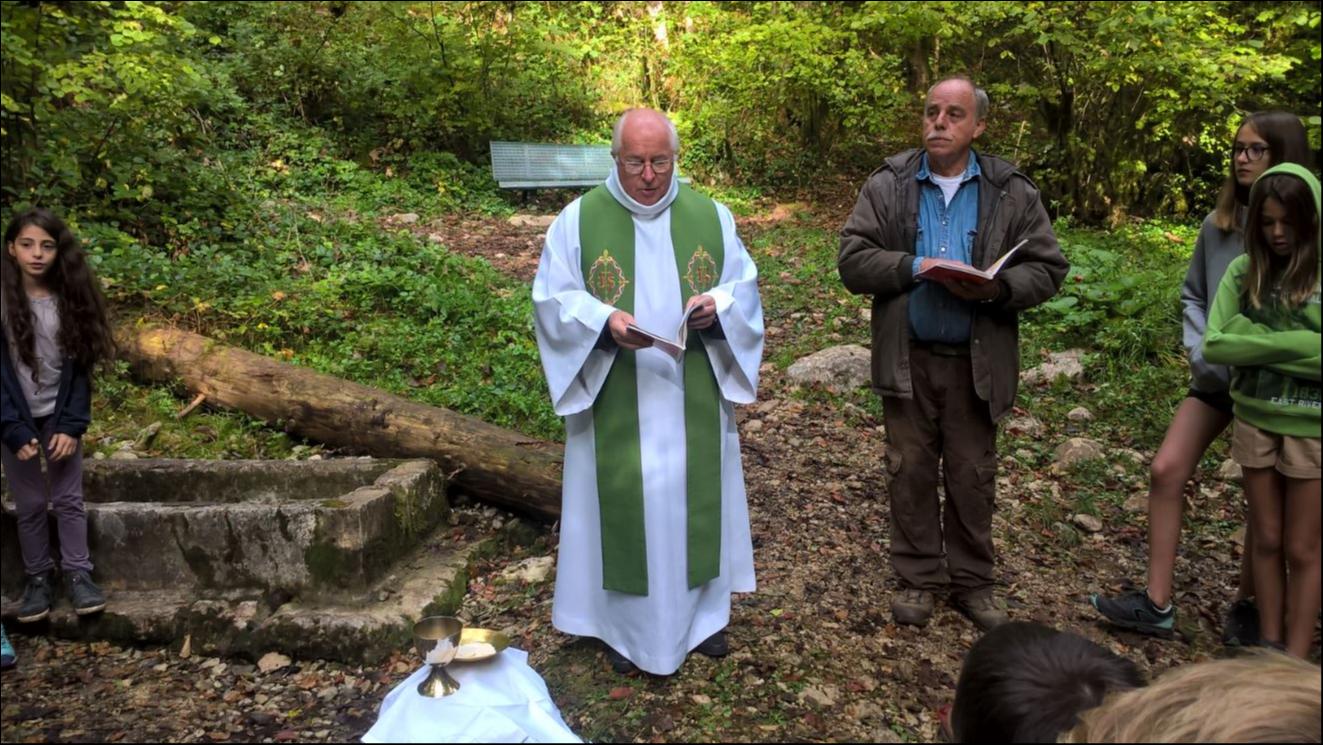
[608,311,654,351]
[685,294,718,330]
[608,295,719,362]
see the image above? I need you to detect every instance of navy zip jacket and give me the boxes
[0,324,93,454]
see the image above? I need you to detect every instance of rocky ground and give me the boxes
[2,203,1318,743]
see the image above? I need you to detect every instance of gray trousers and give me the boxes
[1,417,93,575]
[882,344,998,596]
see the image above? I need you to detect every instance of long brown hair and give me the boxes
[1212,111,1312,232]
[2,208,116,377]
[1242,172,1321,310]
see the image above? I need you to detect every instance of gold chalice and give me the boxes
[413,616,463,697]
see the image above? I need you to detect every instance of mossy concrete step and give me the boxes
[0,530,497,664]
[1,458,448,599]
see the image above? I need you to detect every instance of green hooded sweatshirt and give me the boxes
[1203,163,1321,438]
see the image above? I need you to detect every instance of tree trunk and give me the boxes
[115,324,564,521]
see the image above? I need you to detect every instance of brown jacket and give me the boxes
[838,149,1069,421]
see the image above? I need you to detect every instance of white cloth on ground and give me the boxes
[361,648,581,744]
[531,190,764,676]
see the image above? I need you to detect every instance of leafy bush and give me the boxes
[1026,220,1196,371]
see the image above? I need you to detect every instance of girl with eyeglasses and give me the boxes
[1091,111,1312,644]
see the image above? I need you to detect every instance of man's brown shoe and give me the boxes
[951,592,1009,631]
[891,588,935,626]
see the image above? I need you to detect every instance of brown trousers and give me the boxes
[882,345,997,596]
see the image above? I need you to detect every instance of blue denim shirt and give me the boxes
[908,151,980,344]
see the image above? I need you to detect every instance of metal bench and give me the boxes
[489,140,690,190]
[489,141,614,189]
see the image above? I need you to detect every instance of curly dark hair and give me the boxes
[2,208,115,379]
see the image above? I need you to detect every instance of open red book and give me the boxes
[915,239,1028,285]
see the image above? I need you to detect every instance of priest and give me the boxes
[532,108,764,676]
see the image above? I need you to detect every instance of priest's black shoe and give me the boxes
[694,631,729,658]
[604,644,637,674]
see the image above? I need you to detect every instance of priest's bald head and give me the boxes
[611,108,679,206]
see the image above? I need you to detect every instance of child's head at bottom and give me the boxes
[1061,650,1321,743]
[951,621,1144,742]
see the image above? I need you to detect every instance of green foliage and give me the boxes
[1,1,242,235]
[1026,220,1197,371]
[4,1,1319,228]
[88,201,561,442]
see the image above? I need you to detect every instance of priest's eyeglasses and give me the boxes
[619,157,675,175]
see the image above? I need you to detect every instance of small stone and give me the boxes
[1005,416,1045,438]
[800,684,839,708]
[499,556,555,584]
[392,212,420,224]
[258,652,291,674]
[93,451,107,460]
[1020,349,1087,386]
[691,694,712,705]
[110,450,139,460]
[745,420,764,433]
[1230,526,1246,547]
[1217,458,1243,482]
[135,421,163,448]
[786,345,871,392]
[1122,493,1149,513]
[1072,514,1104,533]
[1052,437,1106,470]
[1066,406,1094,422]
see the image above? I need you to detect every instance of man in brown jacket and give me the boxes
[838,77,1068,630]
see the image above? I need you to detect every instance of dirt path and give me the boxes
[2,206,1308,744]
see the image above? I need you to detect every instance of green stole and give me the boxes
[578,184,724,596]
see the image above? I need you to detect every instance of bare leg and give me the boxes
[1244,466,1286,645]
[1283,477,1321,659]
[1145,397,1233,606]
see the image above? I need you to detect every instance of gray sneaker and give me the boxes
[1090,589,1174,636]
[891,588,935,626]
[66,570,106,615]
[17,571,55,623]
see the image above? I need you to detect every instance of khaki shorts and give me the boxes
[1232,420,1322,480]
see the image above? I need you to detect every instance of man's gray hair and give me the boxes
[927,76,989,120]
[611,109,680,157]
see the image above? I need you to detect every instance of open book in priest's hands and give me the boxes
[915,239,1028,285]
[625,304,701,363]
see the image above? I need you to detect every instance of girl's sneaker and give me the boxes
[1090,589,1175,636]
[1,624,16,670]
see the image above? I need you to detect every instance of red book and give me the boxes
[915,239,1027,285]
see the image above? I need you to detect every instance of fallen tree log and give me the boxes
[115,324,564,520]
